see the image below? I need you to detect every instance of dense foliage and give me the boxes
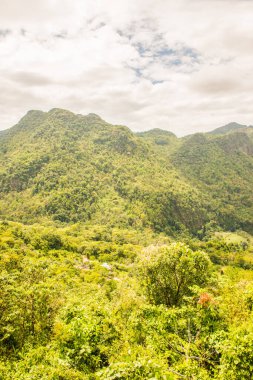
[0,109,252,234]
[0,220,253,379]
[0,109,253,378]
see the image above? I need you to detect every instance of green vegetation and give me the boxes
[138,243,212,307]
[0,109,253,378]
[0,109,252,233]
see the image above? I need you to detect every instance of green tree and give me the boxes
[138,243,212,307]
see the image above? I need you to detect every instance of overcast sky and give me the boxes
[0,0,253,136]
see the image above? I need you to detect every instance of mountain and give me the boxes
[0,108,253,235]
[208,121,248,135]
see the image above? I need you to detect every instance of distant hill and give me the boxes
[0,109,252,235]
[208,122,248,135]
[137,128,176,138]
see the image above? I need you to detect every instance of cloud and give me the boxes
[7,71,53,86]
[189,65,244,95]
[0,0,253,136]
[0,29,11,38]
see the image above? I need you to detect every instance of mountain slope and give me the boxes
[173,131,253,232]
[0,109,252,235]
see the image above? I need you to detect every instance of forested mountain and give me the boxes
[208,122,247,135]
[0,108,253,235]
[1,109,253,379]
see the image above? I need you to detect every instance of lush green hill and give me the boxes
[0,108,252,235]
[173,130,253,233]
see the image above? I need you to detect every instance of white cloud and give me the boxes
[0,0,253,136]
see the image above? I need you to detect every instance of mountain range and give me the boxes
[0,108,252,235]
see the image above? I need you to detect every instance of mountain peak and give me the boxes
[21,109,45,119]
[48,108,75,117]
[86,113,102,120]
[209,122,247,135]
[18,110,46,127]
[48,109,103,123]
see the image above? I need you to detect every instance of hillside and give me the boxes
[0,108,253,235]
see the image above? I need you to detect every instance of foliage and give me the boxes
[0,108,252,234]
[0,109,253,378]
[0,219,253,378]
[138,243,212,306]
[97,357,174,379]
[217,322,253,379]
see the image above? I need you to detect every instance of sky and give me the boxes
[0,0,253,136]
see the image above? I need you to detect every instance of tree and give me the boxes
[138,243,212,307]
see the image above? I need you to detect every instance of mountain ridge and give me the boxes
[0,108,252,235]
[208,121,249,135]
[1,108,252,138]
